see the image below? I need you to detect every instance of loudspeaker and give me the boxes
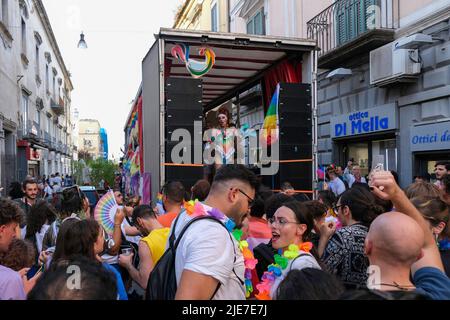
[263,83,313,193]
[164,165,204,191]
[164,77,204,190]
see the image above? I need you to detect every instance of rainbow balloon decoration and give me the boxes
[261,84,280,146]
[171,44,215,79]
[94,190,120,236]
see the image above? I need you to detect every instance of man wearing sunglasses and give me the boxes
[172,165,258,300]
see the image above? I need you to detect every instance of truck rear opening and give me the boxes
[123,28,318,201]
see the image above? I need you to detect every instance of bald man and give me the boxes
[369,171,450,300]
[365,213,424,291]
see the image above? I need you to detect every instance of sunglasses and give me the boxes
[234,188,255,207]
[333,204,345,212]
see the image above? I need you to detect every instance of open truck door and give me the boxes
[124,28,318,201]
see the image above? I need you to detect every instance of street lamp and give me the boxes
[77,32,88,49]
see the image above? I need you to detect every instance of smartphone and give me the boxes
[368,163,385,189]
[26,264,44,280]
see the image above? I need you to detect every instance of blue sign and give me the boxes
[331,104,397,138]
[410,122,450,152]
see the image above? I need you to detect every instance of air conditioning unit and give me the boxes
[370,42,421,86]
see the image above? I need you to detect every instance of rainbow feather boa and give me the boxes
[255,242,313,300]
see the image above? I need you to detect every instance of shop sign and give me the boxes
[410,121,450,152]
[331,104,397,138]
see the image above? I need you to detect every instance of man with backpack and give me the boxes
[118,205,169,290]
[147,165,258,300]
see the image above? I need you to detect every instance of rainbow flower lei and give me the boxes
[255,242,313,300]
[184,200,257,298]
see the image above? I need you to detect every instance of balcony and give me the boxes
[307,0,398,68]
[51,97,65,116]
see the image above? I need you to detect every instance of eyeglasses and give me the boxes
[268,217,301,227]
[333,204,345,212]
[233,188,255,207]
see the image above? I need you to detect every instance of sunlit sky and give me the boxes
[42,0,184,160]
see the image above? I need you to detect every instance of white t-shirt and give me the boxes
[44,185,53,198]
[347,174,367,188]
[36,224,50,253]
[53,176,62,186]
[329,177,346,196]
[171,206,246,300]
[270,252,321,299]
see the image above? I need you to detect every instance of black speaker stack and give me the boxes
[164,77,204,190]
[262,83,313,194]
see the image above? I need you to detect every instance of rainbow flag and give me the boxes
[261,84,280,146]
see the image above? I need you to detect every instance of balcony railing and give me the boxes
[307,0,398,60]
[51,97,65,116]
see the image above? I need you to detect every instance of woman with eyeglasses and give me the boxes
[319,187,384,289]
[255,201,321,300]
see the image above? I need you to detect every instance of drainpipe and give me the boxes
[227,0,231,32]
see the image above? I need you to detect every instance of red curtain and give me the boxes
[263,59,302,110]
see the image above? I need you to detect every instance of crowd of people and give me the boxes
[0,162,449,300]
[4,173,75,204]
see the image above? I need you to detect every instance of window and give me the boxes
[21,92,29,132]
[45,64,49,92]
[21,18,26,55]
[1,0,8,25]
[47,116,51,134]
[211,2,218,32]
[246,9,265,35]
[335,0,377,46]
[35,45,40,76]
[35,108,40,126]
[53,75,56,98]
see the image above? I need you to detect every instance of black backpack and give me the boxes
[146,214,240,300]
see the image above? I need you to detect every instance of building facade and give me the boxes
[230,0,332,38]
[308,0,450,187]
[174,0,229,32]
[99,127,108,160]
[78,119,104,160]
[0,0,74,193]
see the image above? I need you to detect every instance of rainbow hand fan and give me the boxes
[94,190,119,236]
